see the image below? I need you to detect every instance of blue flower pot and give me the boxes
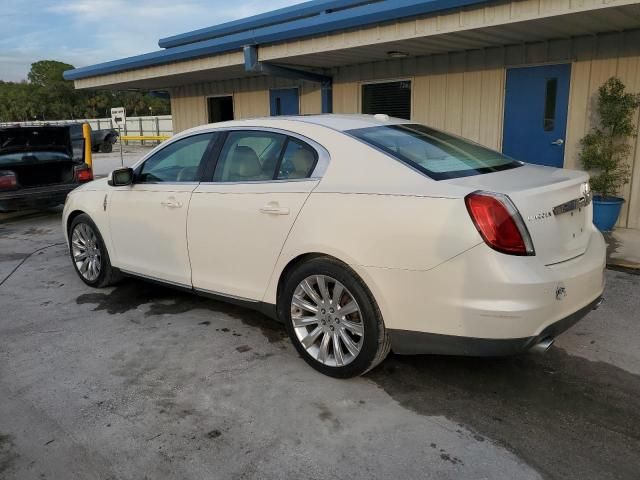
[592,195,624,231]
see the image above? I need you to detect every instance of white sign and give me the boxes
[110,107,126,127]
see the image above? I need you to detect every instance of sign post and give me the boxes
[110,107,126,166]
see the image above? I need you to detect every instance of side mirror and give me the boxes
[108,167,134,187]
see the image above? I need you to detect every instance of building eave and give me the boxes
[68,0,640,91]
[64,0,491,82]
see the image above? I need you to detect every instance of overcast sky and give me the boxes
[0,0,302,82]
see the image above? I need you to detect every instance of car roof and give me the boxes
[183,114,411,137]
[277,114,411,131]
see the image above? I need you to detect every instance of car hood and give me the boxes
[71,177,110,192]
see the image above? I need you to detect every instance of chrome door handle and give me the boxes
[260,203,290,215]
[161,199,183,208]
[551,138,564,146]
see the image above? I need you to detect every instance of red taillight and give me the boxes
[0,170,17,190]
[465,191,534,256]
[74,165,93,183]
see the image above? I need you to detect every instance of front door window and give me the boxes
[137,133,216,183]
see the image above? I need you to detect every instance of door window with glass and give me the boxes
[137,133,216,183]
[213,131,287,182]
[277,138,317,179]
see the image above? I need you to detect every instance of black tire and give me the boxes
[99,141,113,153]
[68,213,121,288]
[280,257,390,378]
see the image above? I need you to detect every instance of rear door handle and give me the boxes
[260,203,290,215]
[161,198,183,209]
[551,138,564,146]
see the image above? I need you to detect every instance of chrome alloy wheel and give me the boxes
[291,275,364,367]
[71,223,102,282]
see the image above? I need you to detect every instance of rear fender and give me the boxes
[262,192,482,325]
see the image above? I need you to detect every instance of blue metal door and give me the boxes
[502,64,571,168]
[270,88,299,116]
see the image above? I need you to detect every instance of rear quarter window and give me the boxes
[348,124,521,180]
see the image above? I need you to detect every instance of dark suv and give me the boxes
[0,124,93,211]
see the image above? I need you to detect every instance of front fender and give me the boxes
[63,188,114,260]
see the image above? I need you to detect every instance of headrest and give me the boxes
[228,145,261,179]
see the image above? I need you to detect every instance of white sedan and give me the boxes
[63,114,605,378]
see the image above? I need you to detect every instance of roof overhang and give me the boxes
[68,0,640,91]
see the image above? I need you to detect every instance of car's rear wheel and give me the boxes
[69,214,121,288]
[281,257,390,378]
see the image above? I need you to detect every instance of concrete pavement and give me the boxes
[1,211,639,480]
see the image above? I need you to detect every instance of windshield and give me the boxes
[348,124,522,180]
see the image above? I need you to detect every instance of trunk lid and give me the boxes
[0,125,85,189]
[447,164,592,265]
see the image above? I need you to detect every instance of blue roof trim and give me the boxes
[159,0,378,49]
[64,0,490,81]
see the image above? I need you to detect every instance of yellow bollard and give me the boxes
[82,123,93,168]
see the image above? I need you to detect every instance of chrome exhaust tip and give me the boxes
[593,297,604,310]
[530,337,554,354]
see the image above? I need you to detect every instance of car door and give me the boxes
[188,129,325,300]
[107,132,218,286]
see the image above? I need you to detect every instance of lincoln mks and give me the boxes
[63,115,605,377]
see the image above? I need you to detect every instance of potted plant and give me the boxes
[580,77,640,231]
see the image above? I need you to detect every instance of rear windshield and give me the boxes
[348,124,521,180]
[0,128,70,154]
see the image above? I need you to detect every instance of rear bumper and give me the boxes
[388,296,603,355]
[0,184,79,211]
[356,227,606,352]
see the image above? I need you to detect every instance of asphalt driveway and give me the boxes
[1,210,639,480]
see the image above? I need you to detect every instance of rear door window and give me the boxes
[277,138,318,180]
[348,124,521,180]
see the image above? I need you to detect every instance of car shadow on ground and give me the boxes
[75,277,287,343]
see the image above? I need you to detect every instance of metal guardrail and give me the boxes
[120,135,171,142]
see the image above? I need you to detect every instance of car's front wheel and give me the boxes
[69,214,121,288]
[281,257,390,378]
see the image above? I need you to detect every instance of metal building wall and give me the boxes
[169,77,321,133]
[332,31,640,229]
[168,30,640,229]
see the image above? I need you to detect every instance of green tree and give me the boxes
[0,59,171,122]
[580,77,640,199]
[27,60,74,87]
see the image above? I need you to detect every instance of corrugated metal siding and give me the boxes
[331,32,640,228]
[169,30,640,228]
[564,30,640,229]
[169,77,321,132]
[332,47,506,150]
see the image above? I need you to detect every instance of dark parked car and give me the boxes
[91,128,118,153]
[0,124,93,212]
